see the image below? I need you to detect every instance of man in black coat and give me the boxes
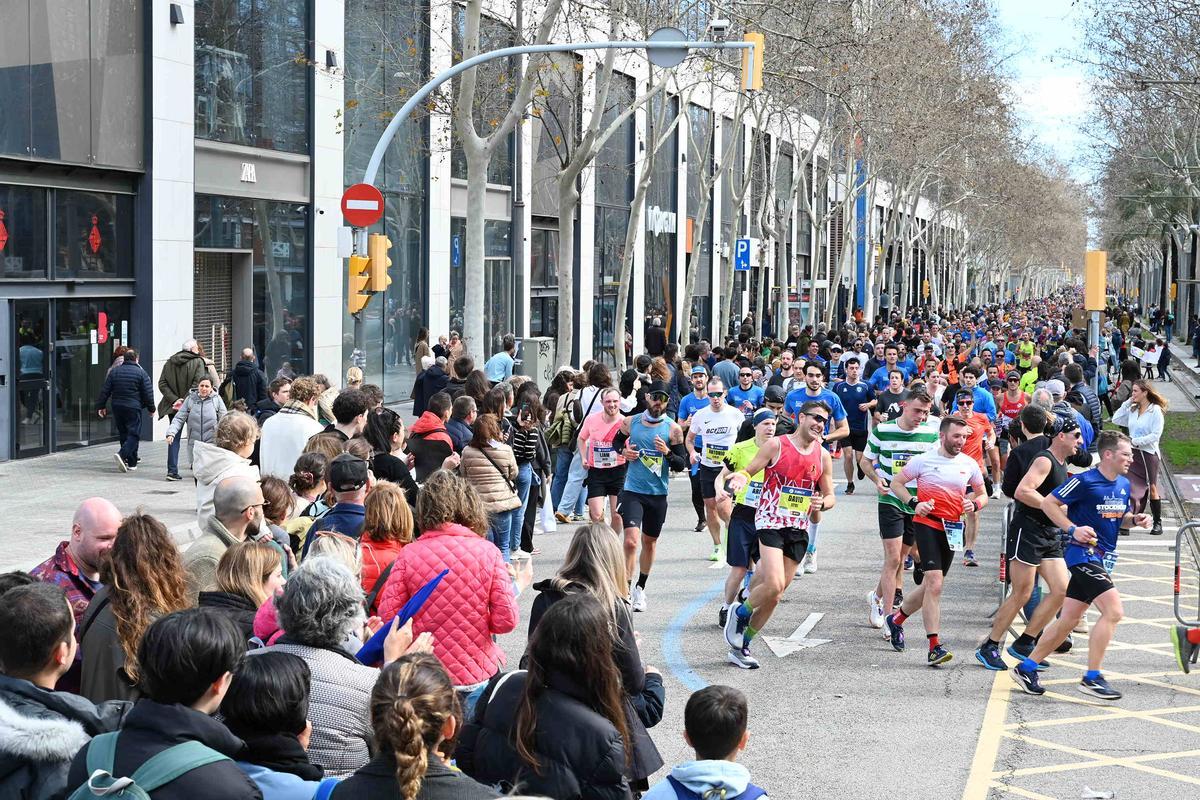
[645,317,667,357]
[95,347,155,472]
[226,348,269,407]
[420,356,451,404]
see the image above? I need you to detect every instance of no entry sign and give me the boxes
[341,183,385,227]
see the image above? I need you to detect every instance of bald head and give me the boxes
[214,477,263,524]
[183,339,199,353]
[241,347,255,361]
[71,498,122,578]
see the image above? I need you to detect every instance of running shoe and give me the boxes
[927,645,953,666]
[868,591,885,628]
[845,482,855,495]
[904,554,914,571]
[166,473,182,481]
[631,585,647,613]
[802,553,817,574]
[963,549,979,567]
[1006,642,1049,671]
[893,588,903,609]
[709,545,721,562]
[727,645,760,669]
[1171,625,1197,674]
[1079,674,1122,700]
[568,513,587,523]
[724,603,750,650]
[885,614,905,652]
[127,465,138,471]
[1010,665,1045,695]
[113,453,128,473]
[736,582,750,604]
[975,642,1007,671]
[693,520,706,532]
[1055,634,1073,654]
[719,604,729,629]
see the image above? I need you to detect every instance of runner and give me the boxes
[714,408,777,627]
[678,365,711,534]
[737,385,794,441]
[861,388,940,628]
[832,357,875,495]
[1010,430,1149,699]
[1172,626,1200,674]
[727,366,765,417]
[723,400,835,668]
[996,371,1029,470]
[884,415,989,665]
[975,413,1081,671]
[577,387,627,535]
[615,381,688,612]
[873,369,908,424]
[952,389,995,567]
[687,379,747,562]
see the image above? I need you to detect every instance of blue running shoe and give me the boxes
[975,642,1007,671]
[885,614,905,652]
[1010,665,1045,695]
[1079,674,1122,700]
[1006,642,1049,671]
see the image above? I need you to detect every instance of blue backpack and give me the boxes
[666,775,767,800]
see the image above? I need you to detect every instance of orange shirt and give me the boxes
[961,412,991,468]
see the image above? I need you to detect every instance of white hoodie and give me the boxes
[193,441,260,529]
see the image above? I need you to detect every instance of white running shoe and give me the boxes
[113,453,128,473]
[802,552,818,574]
[868,591,885,628]
[727,646,760,669]
[631,585,647,612]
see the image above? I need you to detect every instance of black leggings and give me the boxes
[689,471,705,523]
[521,479,541,553]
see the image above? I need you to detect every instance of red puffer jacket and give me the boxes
[360,537,405,614]
[377,523,519,685]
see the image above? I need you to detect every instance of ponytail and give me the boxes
[370,654,460,799]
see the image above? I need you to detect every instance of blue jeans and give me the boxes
[511,462,533,556]
[113,406,143,467]
[166,423,181,475]
[556,449,588,517]
[551,447,572,510]
[490,507,521,562]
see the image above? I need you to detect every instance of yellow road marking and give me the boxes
[963,670,1012,800]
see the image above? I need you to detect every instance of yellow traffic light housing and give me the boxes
[742,33,764,92]
[348,254,370,315]
[367,233,393,293]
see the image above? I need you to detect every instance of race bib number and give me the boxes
[1101,550,1118,574]
[592,443,619,469]
[778,485,813,518]
[943,520,965,552]
[703,442,729,463]
[891,453,911,477]
[743,480,763,508]
[639,449,664,473]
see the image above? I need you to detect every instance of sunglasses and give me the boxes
[739,372,753,377]
[803,413,830,425]
[958,399,974,405]
[648,392,669,401]
[708,391,724,398]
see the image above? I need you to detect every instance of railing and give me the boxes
[1174,520,1200,627]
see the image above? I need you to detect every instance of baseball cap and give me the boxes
[1044,378,1066,397]
[645,380,671,399]
[752,408,777,426]
[329,453,369,492]
[764,385,786,403]
[955,388,975,400]
[690,365,708,376]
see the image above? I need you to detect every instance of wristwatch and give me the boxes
[1066,524,1076,537]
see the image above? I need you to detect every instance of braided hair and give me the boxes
[370,653,461,799]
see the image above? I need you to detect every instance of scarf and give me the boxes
[279,399,318,421]
[236,731,325,780]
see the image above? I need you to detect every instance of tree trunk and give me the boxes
[463,146,489,357]
[556,179,581,364]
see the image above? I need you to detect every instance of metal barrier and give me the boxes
[988,503,1015,620]
[1174,521,1200,627]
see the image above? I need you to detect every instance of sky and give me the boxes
[992,0,1093,182]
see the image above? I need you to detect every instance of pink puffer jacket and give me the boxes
[376,523,519,685]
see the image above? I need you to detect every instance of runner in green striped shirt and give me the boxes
[860,388,940,629]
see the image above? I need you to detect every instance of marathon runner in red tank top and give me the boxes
[722,399,835,669]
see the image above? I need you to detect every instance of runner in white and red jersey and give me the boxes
[883,415,988,666]
[722,399,836,669]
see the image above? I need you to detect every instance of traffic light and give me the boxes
[367,233,393,293]
[742,33,764,92]
[347,254,370,314]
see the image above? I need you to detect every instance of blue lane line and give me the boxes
[662,577,726,692]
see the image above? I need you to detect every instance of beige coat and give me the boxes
[460,443,521,512]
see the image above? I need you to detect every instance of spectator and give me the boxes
[407,392,460,482]
[1063,363,1101,432]
[302,454,371,557]
[324,389,370,442]
[1113,379,1168,535]
[376,470,519,689]
[314,374,338,426]
[199,542,286,642]
[448,395,477,453]
[221,652,335,799]
[260,476,298,570]
[420,356,451,410]
[457,594,632,800]
[460,413,522,562]
[484,335,517,384]
[360,481,415,615]
[225,348,270,407]
[413,328,433,368]
[527,523,665,789]
[184,476,277,596]
[285,452,330,549]
[463,370,492,404]
[360,383,385,410]
[158,339,213,481]
[445,356,474,399]
[95,346,155,472]
[433,334,451,360]
[645,317,667,358]
[0,583,128,800]
[255,377,292,425]
[66,609,263,799]
[195,411,261,529]
[166,376,228,473]
[364,408,420,505]
[80,514,191,703]
[260,376,325,480]
[332,654,499,800]
[642,686,764,800]
[346,366,364,390]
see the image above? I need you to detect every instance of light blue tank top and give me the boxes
[625,414,671,496]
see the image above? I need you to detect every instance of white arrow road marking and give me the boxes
[761,612,831,657]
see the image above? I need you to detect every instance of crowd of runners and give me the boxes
[4,287,1196,800]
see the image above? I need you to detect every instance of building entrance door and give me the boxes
[13,300,50,458]
[194,252,234,376]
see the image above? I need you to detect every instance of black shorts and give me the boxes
[1066,561,1116,604]
[878,503,915,546]
[617,491,669,539]
[757,526,809,563]
[913,521,954,575]
[585,465,627,499]
[697,464,723,499]
[1006,512,1063,566]
[846,429,869,452]
[727,506,760,568]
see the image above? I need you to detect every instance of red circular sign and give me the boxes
[341,183,385,227]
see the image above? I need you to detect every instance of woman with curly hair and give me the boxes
[79,513,191,702]
[333,653,498,799]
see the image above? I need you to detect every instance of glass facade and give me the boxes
[529,227,558,338]
[593,72,635,367]
[194,0,310,153]
[194,195,310,377]
[686,103,713,344]
[53,298,132,450]
[644,93,679,339]
[0,0,143,168]
[449,218,515,353]
[0,185,47,278]
[55,190,134,278]
[721,118,745,325]
[450,7,515,186]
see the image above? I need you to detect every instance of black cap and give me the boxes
[955,388,975,400]
[329,453,369,492]
[764,385,786,403]
[644,380,671,399]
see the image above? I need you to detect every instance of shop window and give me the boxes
[54,190,133,278]
[0,184,48,279]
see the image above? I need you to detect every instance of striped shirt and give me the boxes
[864,418,941,513]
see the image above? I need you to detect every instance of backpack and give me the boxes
[68,732,228,799]
[666,775,767,800]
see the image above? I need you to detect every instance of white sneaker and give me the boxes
[631,585,647,612]
[802,552,817,574]
[113,453,128,473]
[868,590,885,628]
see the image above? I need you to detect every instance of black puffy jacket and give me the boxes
[456,670,632,800]
[228,360,268,407]
[96,361,155,412]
